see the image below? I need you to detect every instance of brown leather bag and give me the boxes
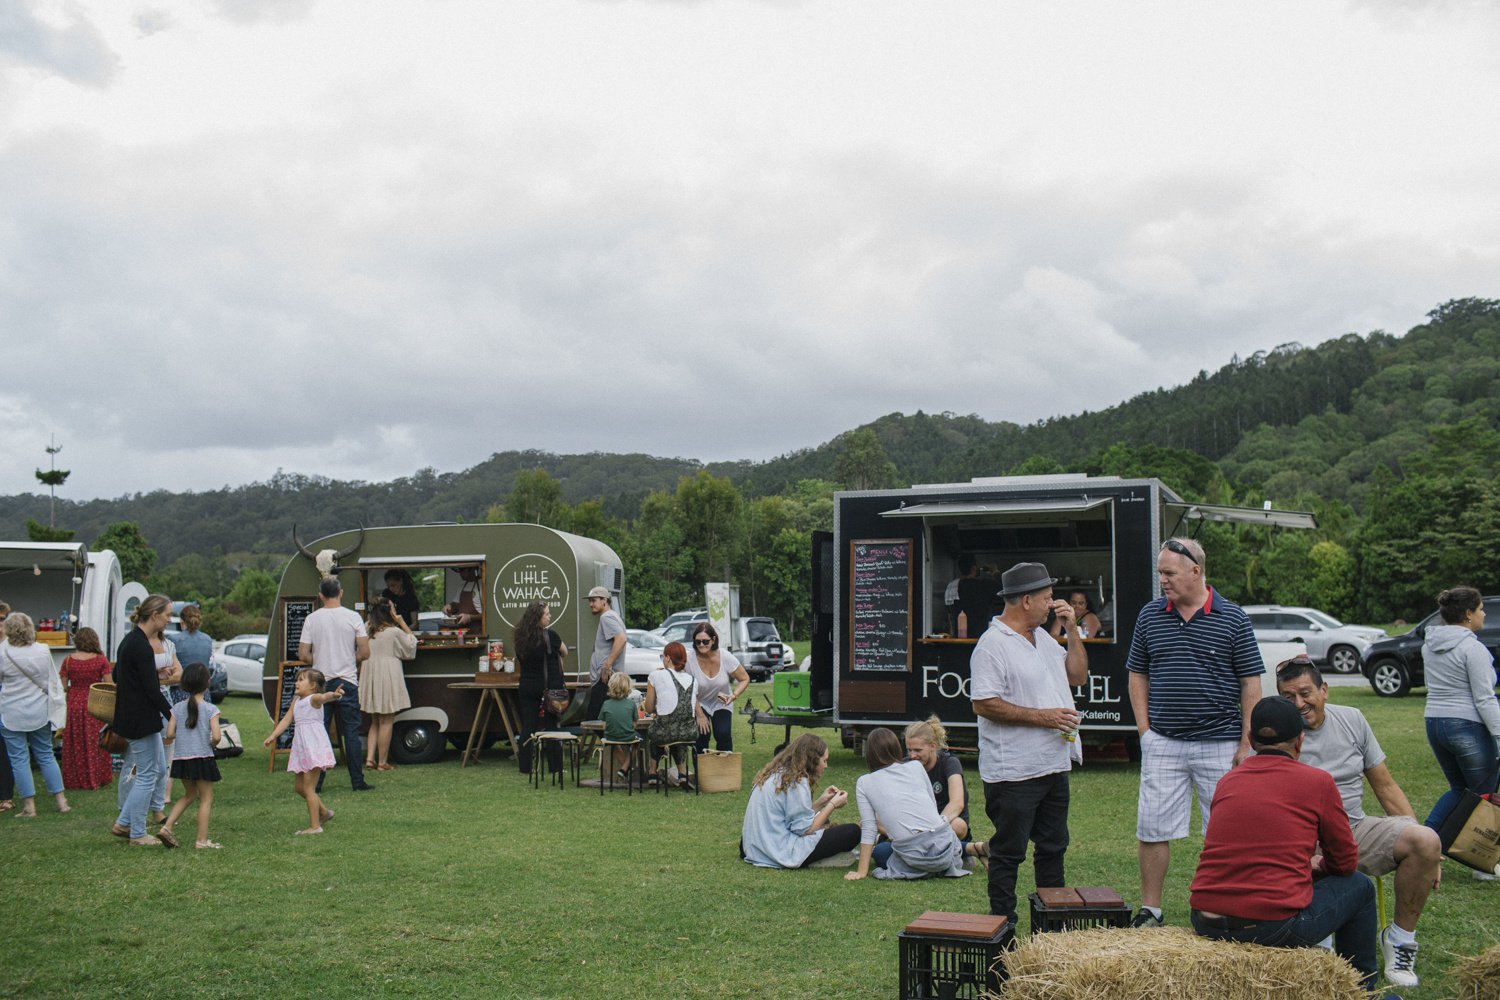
[542,689,571,715]
[97,725,129,755]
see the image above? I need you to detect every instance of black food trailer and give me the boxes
[800,474,1314,748]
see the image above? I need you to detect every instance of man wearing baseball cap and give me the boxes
[584,587,626,721]
[1189,696,1380,994]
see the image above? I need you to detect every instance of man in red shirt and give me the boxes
[1189,697,1379,993]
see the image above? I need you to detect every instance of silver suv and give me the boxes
[1244,605,1386,674]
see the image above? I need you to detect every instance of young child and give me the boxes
[263,668,344,835]
[598,670,640,778]
[160,663,222,849]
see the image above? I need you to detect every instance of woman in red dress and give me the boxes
[59,627,115,790]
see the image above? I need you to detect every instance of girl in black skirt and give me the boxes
[160,664,223,849]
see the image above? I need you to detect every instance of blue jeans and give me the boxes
[316,678,366,791]
[871,839,894,869]
[0,723,64,801]
[695,710,734,753]
[1191,872,1377,992]
[115,733,164,839]
[1423,716,1500,832]
[116,731,169,814]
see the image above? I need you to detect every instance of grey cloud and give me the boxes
[133,9,173,36]
[0,0,118,86]
[211,0,314,25]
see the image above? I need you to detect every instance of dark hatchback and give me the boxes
[1362,596,1500,697]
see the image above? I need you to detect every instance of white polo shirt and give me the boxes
[970,618,1082,783]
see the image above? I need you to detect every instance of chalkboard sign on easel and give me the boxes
[849,540,913,672]
[282,598,315,663]
[267,661,302,772]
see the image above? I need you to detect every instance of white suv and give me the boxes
[1243,605,1386,674]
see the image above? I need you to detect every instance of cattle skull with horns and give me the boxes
[292,526,365,578]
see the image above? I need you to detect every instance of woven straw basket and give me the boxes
[695,750,742,793]
[87,682,116,724]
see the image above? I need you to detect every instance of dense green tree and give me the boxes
[92,522,157,583]
[500,469,570,527]
[26,518,74,542]
[226,568,279,617]
[833,428,899,491]
[675,471,744,585]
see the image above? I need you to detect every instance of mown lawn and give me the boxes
[1,683,1492,999]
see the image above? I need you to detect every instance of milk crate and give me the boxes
[898,911,1012,999]
[1028,886,1132,934]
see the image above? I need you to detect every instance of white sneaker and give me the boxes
[1471,865,1498,881]
[666,766,680,784]
[1380,927,1419,988]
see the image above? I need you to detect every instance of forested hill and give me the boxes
[4,297,1497,576]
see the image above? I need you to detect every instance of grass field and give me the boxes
[2,682,1494,999]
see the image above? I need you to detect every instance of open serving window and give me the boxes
[881,495,1119,642]
[356,555,488,645]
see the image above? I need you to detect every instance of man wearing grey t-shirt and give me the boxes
[1277,656,1440,989]
[584,586,626,720]
[970,562,1088,926]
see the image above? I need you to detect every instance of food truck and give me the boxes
[799,474,1314,749]
[0,541,146,668]
[264,523,623,764]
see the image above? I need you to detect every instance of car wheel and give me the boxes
[390,720,447,764]
[1368,659,1412,698]
[1327,644,1362,674]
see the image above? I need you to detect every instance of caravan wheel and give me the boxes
[391,720,447,764]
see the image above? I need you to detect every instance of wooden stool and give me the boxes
[528,732,580,790]
[654,741,698,796]
[598,738,647,796]
[898,910,1012,998]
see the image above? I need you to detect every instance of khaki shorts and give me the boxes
[1350,815,1415,877]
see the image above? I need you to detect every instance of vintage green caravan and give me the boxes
[264,523,623,764]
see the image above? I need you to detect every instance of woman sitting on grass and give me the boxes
[844,728,986,881]
[740,733,859,868]
[903,716,971,843]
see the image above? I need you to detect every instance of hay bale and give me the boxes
[1453,940,1500,1000]
[997,926,1366,1000]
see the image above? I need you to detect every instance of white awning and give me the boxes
[1166,502,1317,530]
[880,497,1112,519]
[356,555,485,567]
[0,542,89,571]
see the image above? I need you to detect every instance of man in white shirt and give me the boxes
[299,576,373,792]
[1277,656,1441,989]
[970,562,1089,927]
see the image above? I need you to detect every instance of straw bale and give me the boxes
[1453,940,1500,1000]
[997,927,1366,1000]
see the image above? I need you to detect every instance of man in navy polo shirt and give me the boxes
[1126,536,1262,928]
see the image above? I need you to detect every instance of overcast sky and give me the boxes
[3,0,1497,501]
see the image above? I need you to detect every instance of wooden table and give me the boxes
[447,682,522,767]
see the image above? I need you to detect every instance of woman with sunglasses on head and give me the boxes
[686,622,750,753]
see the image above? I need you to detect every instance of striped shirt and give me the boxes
[1125,588,1261,741]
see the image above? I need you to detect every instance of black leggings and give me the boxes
[800,823,861,867]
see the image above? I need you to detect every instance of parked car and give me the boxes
[651,608,707,636]
[1361,596,1500,697]
[213,634,267,695]
[1243,605,1386,674]
[620,629,670,678]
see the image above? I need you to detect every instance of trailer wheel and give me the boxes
[391,720,447,764]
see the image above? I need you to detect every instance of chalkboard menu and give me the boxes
[282,598,315,663]
[849,540,912,672]
[273,661,299,750]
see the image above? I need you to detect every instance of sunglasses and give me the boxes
[1163,539,1199,565]
[693,638,713,647]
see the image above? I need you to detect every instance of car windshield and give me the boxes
[1306,610,1344,628]
[746,620,778,642]
[629,632,666,649]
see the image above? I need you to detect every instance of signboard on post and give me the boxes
[705,582,733,650]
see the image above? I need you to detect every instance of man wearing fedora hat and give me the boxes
[1189,696,1379,994]
[970,561,1090,927]
[1126,536,1263,928]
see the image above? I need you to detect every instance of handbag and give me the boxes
[97,725,129,755]
[214,722,244,759]
[542,689,571,715]
[1436,790,1500,873]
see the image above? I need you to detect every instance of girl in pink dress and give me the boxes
[263,668,345,835]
